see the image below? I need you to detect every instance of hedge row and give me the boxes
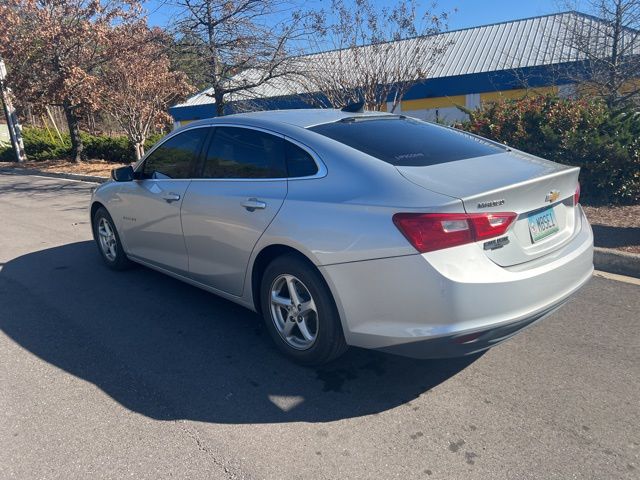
[0,127,164,163]
[458,96,640,205]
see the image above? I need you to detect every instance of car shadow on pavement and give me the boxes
[0,241,481,424]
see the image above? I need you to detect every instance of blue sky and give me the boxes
[145,0,580,31]
[441,1,567,30]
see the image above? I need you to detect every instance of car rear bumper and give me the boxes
[320,205,593,358]
[375,297,570,358]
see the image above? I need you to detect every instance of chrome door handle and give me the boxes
[241,198,267,211]
[162,193,181,203]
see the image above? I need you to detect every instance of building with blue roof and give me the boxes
[169,11,634,127]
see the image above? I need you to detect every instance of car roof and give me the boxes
[179,108,395,131]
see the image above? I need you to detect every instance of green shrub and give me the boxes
[0,146,15,161]
[458,96,640,205]
[145,132,164,151]
[0,127,170,164]
[81,133,133,163]
[22,127,72,160]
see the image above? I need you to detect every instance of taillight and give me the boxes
[393,212,517,253]
[574,183,581,205]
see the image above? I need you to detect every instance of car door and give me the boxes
[180,126,288,296]
[116,127,208,275]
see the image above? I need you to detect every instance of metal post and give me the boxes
[0,57,27,162]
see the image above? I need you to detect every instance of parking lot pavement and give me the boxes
[1,172,638,480]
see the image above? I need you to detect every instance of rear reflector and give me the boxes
[393,212,517,253]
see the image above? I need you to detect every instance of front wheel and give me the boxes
[260,254,348,365]
[92,207,132,270]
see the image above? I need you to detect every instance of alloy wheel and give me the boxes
[269,274,319,350]
[97,217,117,262]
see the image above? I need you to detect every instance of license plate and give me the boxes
[528,207,559,243]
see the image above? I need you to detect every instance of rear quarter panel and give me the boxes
[241,135,464,309]
[251,137,464,267]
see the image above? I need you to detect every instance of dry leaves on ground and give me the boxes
[0,160,128,178]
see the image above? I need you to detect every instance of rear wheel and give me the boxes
[260,254,348,365]
[92,207,132,270]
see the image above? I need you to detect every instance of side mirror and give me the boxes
[111,165,135,182]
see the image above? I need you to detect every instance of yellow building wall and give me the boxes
[621,79,640,94]
[577,79,640,97]
[401,95,467,111]
[398,88,557,114]
[480,86,558,104]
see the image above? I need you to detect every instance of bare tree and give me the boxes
[562,2,640,106]
[99,24,194,161]
[293,0,452,112]
[170,0,319,116]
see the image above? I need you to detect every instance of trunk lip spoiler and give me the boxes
[395,158,580,214]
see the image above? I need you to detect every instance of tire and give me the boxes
[260,253,348,365]
[92,207,132,271]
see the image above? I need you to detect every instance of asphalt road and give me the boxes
[0,172,638,480]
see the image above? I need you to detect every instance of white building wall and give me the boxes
[402,107,469,124]
[558,84,577,98]
[465,93,481,110]
[0,123,9,147]
[386,101,399,113]
[398,92,489,124]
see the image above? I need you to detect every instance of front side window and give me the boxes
[309,117,505,167]
[202,127,287,179]
[142,128,207,179]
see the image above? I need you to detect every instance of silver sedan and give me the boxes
[90,109,593,365]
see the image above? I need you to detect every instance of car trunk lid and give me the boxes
[396,151,581,266]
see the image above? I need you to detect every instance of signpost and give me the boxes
[0,57,27,162]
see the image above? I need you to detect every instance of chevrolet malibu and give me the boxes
[90,109,593,365]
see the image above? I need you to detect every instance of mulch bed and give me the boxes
[0,159,128,178]
[582,205,640,254]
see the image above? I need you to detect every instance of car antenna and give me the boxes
[341,101,365,113]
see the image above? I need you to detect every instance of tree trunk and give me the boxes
[62,99,84,163]
[215,90,225,117]
[606,3,623,107]
[134,141,145,162]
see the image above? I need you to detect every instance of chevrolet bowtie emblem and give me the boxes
[545,190,560,203]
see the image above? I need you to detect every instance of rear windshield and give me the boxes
[309,117,504,166]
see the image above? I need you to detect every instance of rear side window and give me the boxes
[202,127,287,179]
[309,117,504,166]
[142,128,207,179]
[286,142,318,177]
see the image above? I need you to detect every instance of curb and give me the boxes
[0,167,109,184]
[594,247,640,279]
